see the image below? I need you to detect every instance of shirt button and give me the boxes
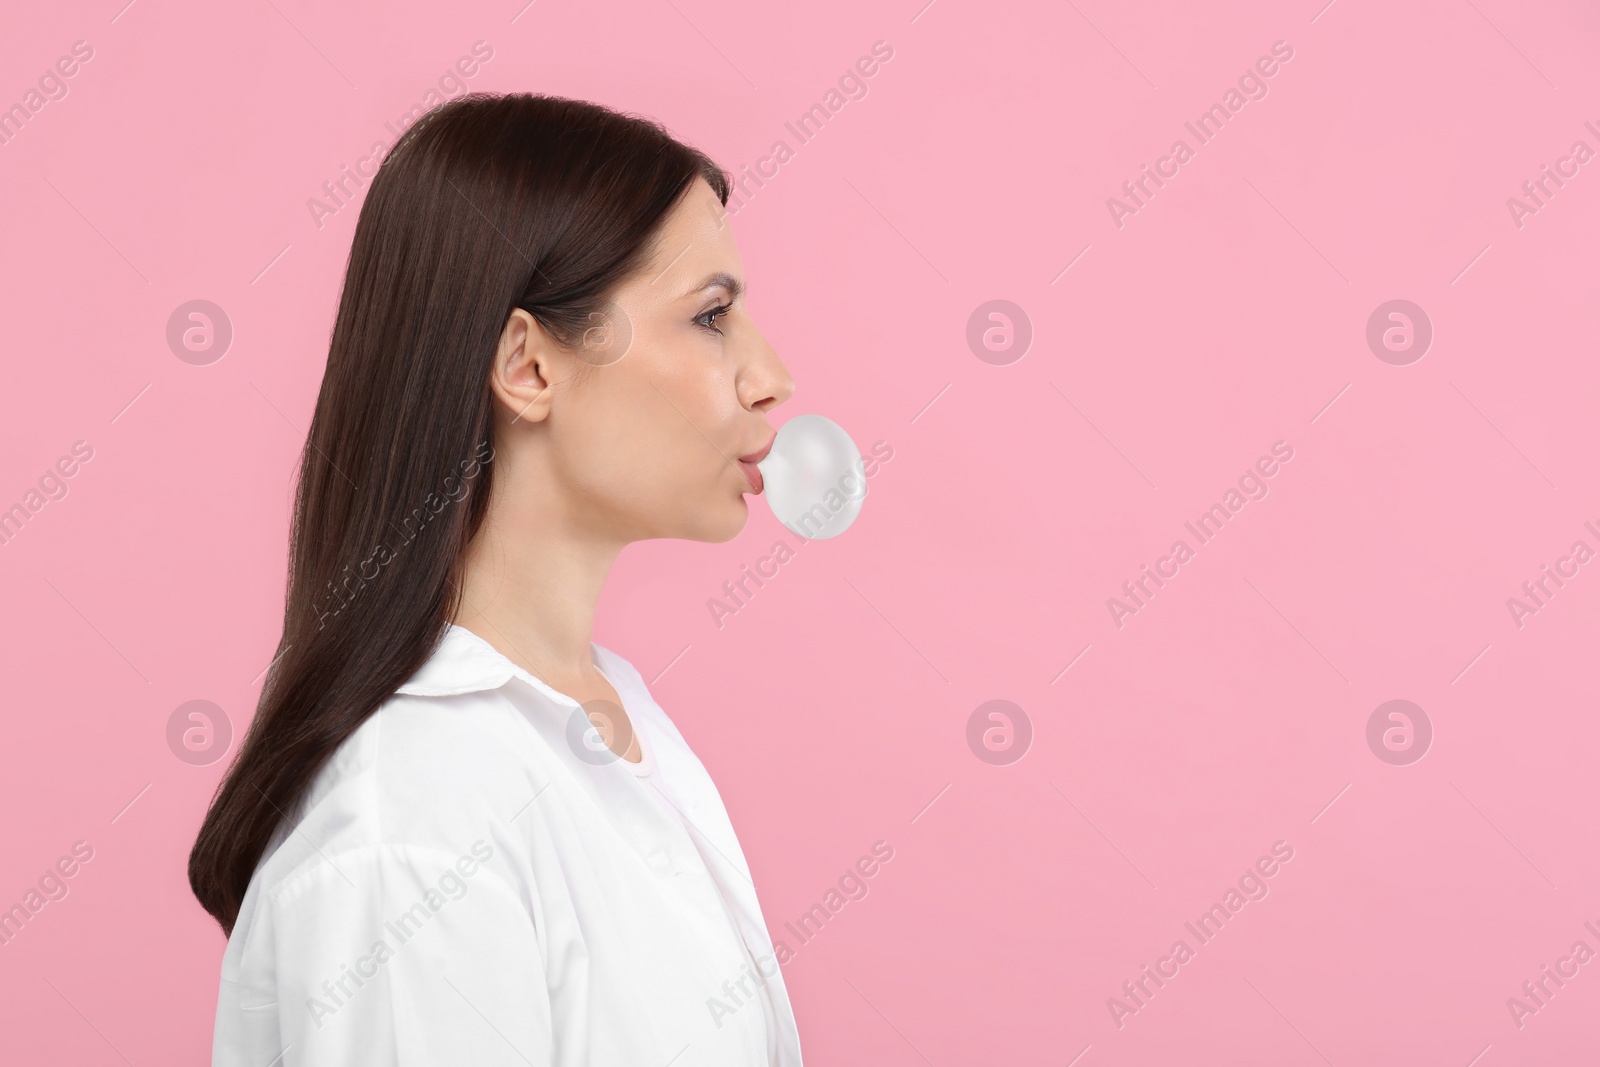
[644,843,679,875]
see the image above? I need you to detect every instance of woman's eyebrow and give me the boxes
[684,271,744,302]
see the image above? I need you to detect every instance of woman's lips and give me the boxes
[738,459,764,494]
[737,433,774,495]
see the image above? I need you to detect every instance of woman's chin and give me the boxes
[688,497,750,544]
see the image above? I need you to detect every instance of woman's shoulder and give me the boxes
[238,631,667,914]
[247,686,545,899]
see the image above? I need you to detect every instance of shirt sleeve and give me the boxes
[260,841,552,1066]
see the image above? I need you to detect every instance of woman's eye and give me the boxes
[695,304,731,333]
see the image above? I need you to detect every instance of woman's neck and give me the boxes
[451,497,623,687]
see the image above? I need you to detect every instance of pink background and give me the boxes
[2,0,1598,1062]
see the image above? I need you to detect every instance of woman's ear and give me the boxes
[489,308,559,425]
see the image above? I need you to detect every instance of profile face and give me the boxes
[543,177,795,544]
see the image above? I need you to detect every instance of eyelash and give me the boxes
[695,303,732,335]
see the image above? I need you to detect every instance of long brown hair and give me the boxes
[189,92,730,934]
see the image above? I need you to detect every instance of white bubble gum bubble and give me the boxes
[755,414,866,540]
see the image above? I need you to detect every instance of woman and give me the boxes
[189,92,802,1066]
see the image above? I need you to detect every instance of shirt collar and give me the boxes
[394,623,612,707]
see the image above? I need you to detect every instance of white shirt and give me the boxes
[212,623,803,1066]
